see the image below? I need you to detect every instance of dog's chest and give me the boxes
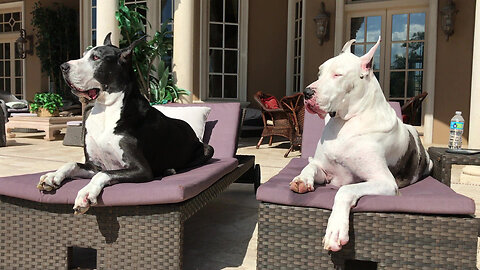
[85,97,126,170]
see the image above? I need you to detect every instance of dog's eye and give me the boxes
[92,55,100,61]
[334,73,343,78]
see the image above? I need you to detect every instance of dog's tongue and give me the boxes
[87,89,98,99]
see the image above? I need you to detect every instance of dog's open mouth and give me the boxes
[305,102,327,119]
[65,80,100,100]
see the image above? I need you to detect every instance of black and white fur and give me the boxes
[37,34,213,214]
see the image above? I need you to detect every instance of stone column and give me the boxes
[173,0,194,103]
[469,1,480,148]
[96,0,120,46]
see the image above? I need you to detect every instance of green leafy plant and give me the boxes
[115,0,189,104]
[31,2,79,97]
[29,93,63,114]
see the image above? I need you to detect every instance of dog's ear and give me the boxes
[120,36,147,62]
[359,36,381,77]
[103,33,113,46]
[341,39,356,54]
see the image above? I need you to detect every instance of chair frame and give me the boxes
[0,155,259,270]
[280,93,304,158]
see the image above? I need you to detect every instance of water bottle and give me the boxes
[448,111,464,149]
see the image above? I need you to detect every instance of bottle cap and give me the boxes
[455,111,462,115]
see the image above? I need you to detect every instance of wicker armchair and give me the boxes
[280,93,304,157]
[254,91,292,149]
[401,92,428,125]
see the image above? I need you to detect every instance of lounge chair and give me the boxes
[256,102,478,269]
[0,103,260,269]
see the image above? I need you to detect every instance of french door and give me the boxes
[347,8,427,125]
[0,8,23,99]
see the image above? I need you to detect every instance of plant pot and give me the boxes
[37,107,59,117]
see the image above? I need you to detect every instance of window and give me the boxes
[208,0,240,99]
[292,0,303,93]
[0,8,23,99]
[348,9,426,125]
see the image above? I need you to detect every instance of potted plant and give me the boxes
[29,93,63,117]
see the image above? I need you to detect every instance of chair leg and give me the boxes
[268,136,273,146]
[256,136,264,149]
[284,145,294,158]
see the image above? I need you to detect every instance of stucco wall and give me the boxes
[433,0,475,145]
[0,0,79,101]
[303,0,336,89]
[247,0,288,106]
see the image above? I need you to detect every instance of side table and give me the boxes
[428,147,480,186]
[6,116,82,141]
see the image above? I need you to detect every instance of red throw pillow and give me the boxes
[261,96,280,109]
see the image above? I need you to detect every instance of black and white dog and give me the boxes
[37,33,214,214]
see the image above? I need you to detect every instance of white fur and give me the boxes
[73,172,112,214]
[65,49,102,91]
[291,38,431,252]
[85,92,126,171]
[37,162,95,191]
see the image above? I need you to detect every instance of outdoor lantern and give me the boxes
[313,2,330,45]
[15,29,33,59]
[440,0,458,41]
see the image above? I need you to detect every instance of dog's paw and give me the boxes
[323,214,349,251]
[73,185,100,215]
[37,172,62,191]
[289,176,314,193]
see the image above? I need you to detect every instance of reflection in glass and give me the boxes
[15,60,21,76]
[15,78,21,93]
[210,0,223,22]
[407,71,423,97]
[224,75,237,98]
[209,24,223,47]
[408,42,424,69]
[366,16,381,42]
[352,45,364,57]
[224,25,238,48]
[366,43,380,70]
[209,75,222,98]
[224,50,238,73]
[390,43,406,70]
[161,0,173,23]
[390,71,405,98]
[392,14,407,41]
[225,0,238,23]
[209,49,223,73]
[350,17,365,42]
[409,13,425,40]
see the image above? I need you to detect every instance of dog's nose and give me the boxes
[60,63,70,73]
[304,87,315,100]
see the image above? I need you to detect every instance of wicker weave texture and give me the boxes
[257,203,478,270]
[428,147,480,186]
[0,156,255,270]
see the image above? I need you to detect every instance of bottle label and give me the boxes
[450,121,464,130]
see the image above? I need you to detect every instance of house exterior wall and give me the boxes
[247,0,288,106]
[0,0,78,101]
[433,0,475,145]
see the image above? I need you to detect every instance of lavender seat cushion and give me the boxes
[257,158,475,215]
[0,158,238,206]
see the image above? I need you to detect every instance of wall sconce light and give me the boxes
[15,29,33,59]
[440,0,458,41]
[313,2,330,45]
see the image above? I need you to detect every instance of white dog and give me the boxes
[289,37,432,251]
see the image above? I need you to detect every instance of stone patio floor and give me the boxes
[0,131,478,269]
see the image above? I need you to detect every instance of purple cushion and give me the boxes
[257,158,475,215]
[301,101,402,158]
[164,103,240,158]
[0,158,238,206]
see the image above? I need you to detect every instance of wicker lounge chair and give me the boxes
[256,102,478,269]
[280,93,304,158]
[0,103,260,269]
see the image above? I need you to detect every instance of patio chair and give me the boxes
[0,103,260,269]
[256,102,478,269]
[0,90,29,119]
[401,92,428,125]
[253,91,292,149]
[280,92,304,157]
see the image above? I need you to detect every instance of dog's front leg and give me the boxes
[37,162,96,191]
[323,176,398,251]
[290,157,327,193]
[73,165,153,214]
